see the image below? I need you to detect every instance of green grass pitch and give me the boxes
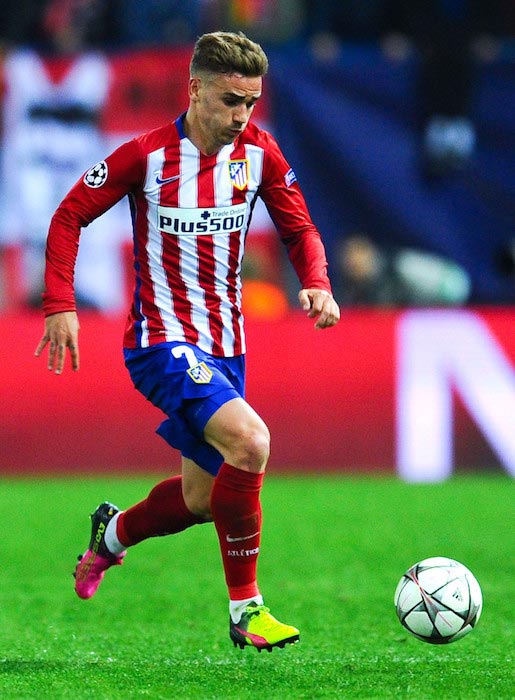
[0,473,513,699]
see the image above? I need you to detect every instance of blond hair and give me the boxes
[190,31,269,78]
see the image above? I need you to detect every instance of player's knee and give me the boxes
[204,399,270,472]
[231,424,270,472]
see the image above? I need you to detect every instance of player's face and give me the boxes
[189,72,262,153]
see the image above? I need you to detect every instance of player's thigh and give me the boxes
[181,457,214,519]
[203,397,270,472]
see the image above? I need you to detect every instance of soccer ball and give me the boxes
[394,556,483,644]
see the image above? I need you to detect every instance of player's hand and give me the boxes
[298,289,340,329]
[35,311,80,374]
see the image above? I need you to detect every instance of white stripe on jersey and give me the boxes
[214,145,242,352]
[177,138,212,351]
[214,144,236,204]
[245,143,265,192]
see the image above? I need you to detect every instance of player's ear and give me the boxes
[189,77,201,102]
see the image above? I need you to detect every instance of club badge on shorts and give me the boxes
[187,361,213,384]
[228,159,249,190]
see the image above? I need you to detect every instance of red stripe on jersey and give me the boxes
[227,229,243,355]
[197,152,224,355]
[226,140,248,355]
[160,142,181,183]
[162,232,199,345]
[126,188,167,345]
[197,235,223,354]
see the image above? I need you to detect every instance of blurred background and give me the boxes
[1,0,514,481]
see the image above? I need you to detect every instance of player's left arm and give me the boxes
[259,133,340,329]
[298,288,340,329]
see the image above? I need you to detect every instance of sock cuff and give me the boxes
[217,463,264,491]
[230,594,264,623]
[116,511,131,548]
[229,583,261,601]
[104,511,127,554]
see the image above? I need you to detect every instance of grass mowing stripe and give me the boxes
[0,474,513,699]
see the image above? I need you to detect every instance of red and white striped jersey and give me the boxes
[44,115,333,356]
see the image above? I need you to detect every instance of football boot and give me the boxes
[74,501,125,599]
[230,603,300,652]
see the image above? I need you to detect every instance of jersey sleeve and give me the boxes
[42,139,144,316]
[259,132,333,294]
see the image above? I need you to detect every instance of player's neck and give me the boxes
[183,110,220,156]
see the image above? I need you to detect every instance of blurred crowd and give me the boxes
[1,1,514,52]
[0,1,514,312]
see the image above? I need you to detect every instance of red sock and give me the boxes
[210,463,264,601]
[117,476,204,546]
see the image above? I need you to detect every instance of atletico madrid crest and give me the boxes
[187,361,213,384]
[228,159,249,190]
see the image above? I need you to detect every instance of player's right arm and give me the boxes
[35,139,144,374]
[35,310,80,374]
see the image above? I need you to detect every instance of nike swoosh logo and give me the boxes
[226,531,260,543]
[156,174,181,185]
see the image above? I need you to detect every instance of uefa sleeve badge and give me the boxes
[83,161,108,188]
[284,168,297,187]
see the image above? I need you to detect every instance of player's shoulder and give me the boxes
[133,121,179,154]
[241,120,278,149]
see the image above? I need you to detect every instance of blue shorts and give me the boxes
[124,342,246,476]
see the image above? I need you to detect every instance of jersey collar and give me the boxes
[175,113,187,139]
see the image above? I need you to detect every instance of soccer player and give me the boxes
[35,31,340,652]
